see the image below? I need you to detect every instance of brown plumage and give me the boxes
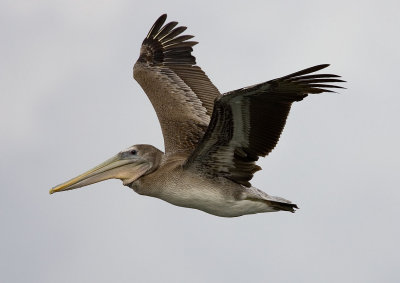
[185,64,344,186]
[134,14,221,154]
[50,14,344,217]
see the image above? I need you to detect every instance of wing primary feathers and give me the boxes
[161,26,188,42]
[163,35,195,47]
[288,74,342,81]
[154,21,178,39]
[280,64,330,80]
[146,14,167,39]
[164,41,198,50]
[185,64,344,187]
[306,84,344,89]
[307,88,336,93]
[294,78,345,83]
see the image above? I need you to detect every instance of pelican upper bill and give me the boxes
[50,14,344,217]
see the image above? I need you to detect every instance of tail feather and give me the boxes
[264,194,299,213]
[245,187,299,213]
[268,200,298,213]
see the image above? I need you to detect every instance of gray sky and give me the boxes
[1,0,399,282]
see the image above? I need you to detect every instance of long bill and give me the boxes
[49,154,149,194]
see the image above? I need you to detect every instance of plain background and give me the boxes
[1,1,399,282]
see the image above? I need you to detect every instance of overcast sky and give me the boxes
[1,0,399,282]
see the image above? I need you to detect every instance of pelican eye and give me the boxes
[130,150,138,155]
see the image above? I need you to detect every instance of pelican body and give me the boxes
[50,14,344,217]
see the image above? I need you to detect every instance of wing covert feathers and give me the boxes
[185,64,344,187]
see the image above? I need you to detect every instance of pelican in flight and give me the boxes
[50,14,344,217]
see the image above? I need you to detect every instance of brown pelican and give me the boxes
[50,14,344,217]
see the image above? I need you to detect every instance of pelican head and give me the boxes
[50,144,163,194]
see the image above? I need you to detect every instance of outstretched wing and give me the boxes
[185,64,345,187]
[133,14,221,155]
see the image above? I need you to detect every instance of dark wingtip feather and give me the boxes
[154,21,178,39]
[147,14,167,39]
[162,26,188,42]
[293,78,345,83]
[288,74,342,82]
[308,88,336,94]
[281,64,330,80]
[139,14,199,66]
[275,64,345,95]
[163,35,195,47]
[308,84,345,89]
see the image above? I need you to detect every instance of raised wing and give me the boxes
[185,64,344,187]
[133,14,221,155]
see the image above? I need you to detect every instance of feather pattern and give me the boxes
[133,14,221,154]
[185,64,345,186]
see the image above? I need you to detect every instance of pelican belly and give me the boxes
[130,168,279,217]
